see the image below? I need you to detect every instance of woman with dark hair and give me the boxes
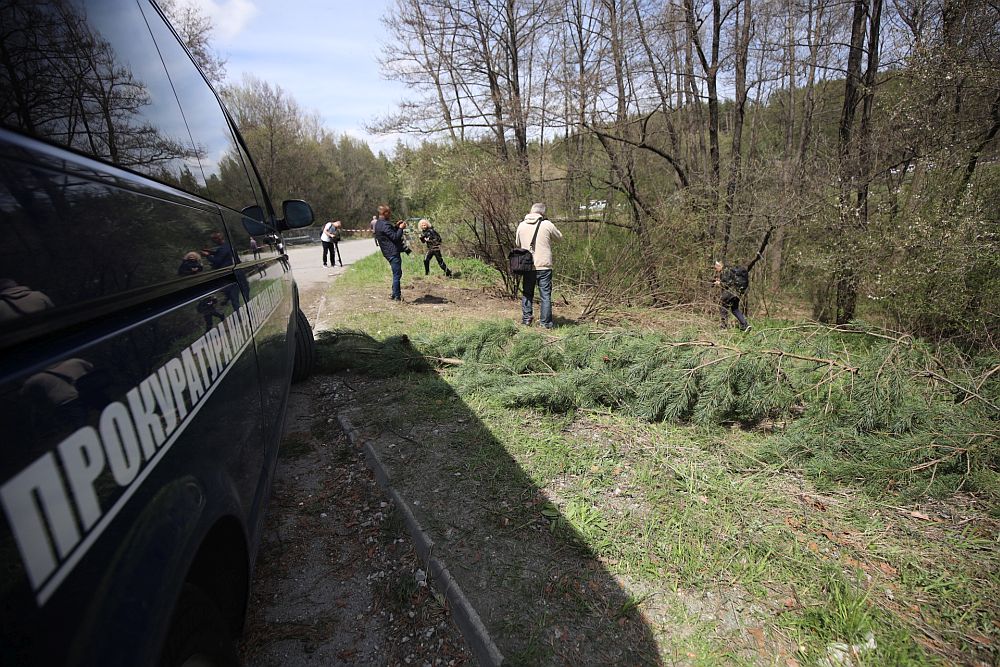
[373,205,408,301]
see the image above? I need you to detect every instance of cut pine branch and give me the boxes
[916,370,999,412]
[668,340,859,374]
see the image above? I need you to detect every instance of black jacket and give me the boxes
[719,264,749,293]
[374,218,405,259]
[419,227,442,251]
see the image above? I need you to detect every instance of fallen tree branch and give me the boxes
[668,340,860,373]
[916,370,999,412]
[400,355,464,366]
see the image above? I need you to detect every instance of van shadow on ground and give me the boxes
[318,331,662,665]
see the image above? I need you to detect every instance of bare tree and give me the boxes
[158,0,227,84]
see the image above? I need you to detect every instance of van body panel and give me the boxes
[0,1,311,663]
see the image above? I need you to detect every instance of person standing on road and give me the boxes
[374,205,408,301]
[370,214,379,248]
[321,220,343,267]
[515,203,561,328]
[417,219,452,277]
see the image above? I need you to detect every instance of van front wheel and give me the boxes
[292,307,316,383]
[160,584,238,667]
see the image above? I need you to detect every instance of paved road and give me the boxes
[285,239,379,332]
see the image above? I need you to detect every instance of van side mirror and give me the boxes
[240,205,269,236]
[280,200,314,230]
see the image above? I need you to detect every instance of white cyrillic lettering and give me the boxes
[227,316,243,351]
[57,427,105,531]
[237,307,252,338]
[214,323,233,365]
[163,359,188,420]
[208,329,224,370]
[0,453,79,589]
[150,368,178,435]
[126,380,165,460]
[98,402,142,486]
[191,337,217,382]
[181,349,205,404]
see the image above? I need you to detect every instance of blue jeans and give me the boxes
[521,269,553,327]
[388,255,402,299]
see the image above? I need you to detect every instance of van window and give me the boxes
[233,141,280,261]
[0,0,201,188]
[139,1,258,214]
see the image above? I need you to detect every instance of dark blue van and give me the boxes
[0,1,316,664]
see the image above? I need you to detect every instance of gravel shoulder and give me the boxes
[238,256,472,667]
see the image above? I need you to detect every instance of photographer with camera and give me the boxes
[374,204,409,302]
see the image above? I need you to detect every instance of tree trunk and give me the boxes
[722,0,752,260]
[834,0,869,324]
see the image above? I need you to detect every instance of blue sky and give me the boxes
[189,0,411,154]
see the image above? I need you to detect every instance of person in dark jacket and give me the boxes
[373,204,408,301]
[417,219,452,277]
[714,260,751,331]
[201,231,234,269]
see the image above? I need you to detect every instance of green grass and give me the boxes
[334,251,499,291]
[317,268,999,664]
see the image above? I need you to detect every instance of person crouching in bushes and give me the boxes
[713,260,751,332]
[417,219,452,277]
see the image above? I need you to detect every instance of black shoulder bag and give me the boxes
[508,221,543,274]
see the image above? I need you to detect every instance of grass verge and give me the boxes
[318,266,998,665]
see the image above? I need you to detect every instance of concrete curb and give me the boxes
[337,415,504,667]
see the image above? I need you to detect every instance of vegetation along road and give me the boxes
[244,247,997,666]
[162,0,998,663]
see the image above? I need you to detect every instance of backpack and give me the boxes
[508,221,544,274]
[728,266,750,292]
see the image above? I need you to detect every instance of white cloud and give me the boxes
[186,0,258,41]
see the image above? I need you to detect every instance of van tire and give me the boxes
[159,583,239,667]
[292,307,315,383]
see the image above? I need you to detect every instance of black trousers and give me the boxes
[720,290,748,329]
[423,249,450,275]
[322,240,342,266]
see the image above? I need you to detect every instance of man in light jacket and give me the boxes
[515,202,562,328]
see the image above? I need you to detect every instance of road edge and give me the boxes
[338,414,504,667]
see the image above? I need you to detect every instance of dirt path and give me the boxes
[238,261,471,666]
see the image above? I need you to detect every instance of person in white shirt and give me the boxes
[320,220,343,267]
[514,203,562,328]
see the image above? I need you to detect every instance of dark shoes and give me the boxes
[446,269,453,277]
